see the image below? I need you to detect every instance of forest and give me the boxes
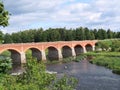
[0,27,120,44]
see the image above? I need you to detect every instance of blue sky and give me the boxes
[1,0,120,33]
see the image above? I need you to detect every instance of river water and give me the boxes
[46,60,120,90]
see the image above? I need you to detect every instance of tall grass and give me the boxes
[85,52,120,75]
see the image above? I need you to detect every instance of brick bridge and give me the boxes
[0,40,97,64]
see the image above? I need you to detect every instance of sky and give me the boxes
[1,0,120,33]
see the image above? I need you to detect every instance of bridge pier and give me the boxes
[58,48,63,60]
[41,50,46,61]
[20,52,26,63]
[72,47,76,57]
[83,47,87,53]
[92,45,95,51]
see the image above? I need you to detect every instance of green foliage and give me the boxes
[111,40,120,52]
[92,56,120,75]
[0,56,12,73]
[85,51,120,57]
[3,27,120,44]
[52,75,78,90]
[0,30,3,43]
[107,29,113,39]
[0,1,9,27]
[96,40,120,52]
[75,27,85,40]
[96,40,111,51]
[0,50,11,57]
[46,28,60,41]
[0,58,78,90]
[3,33,13,43]
[85,52,120,75]
[97,29,107,39]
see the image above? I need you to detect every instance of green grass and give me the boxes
[85,51,120,57]
[86,52,120,75]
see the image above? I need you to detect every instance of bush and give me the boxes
[0,56,12,74]
[0,57,78,90]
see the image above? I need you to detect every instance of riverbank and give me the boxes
[84,52,120,75]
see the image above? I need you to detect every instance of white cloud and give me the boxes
[1,0,120,33]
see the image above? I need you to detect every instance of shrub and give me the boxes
[0,57,78,90]
[0,56,12,74]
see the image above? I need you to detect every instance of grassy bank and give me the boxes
[85,52,120,75]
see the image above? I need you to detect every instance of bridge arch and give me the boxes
[46,46,59,61]
[85,44,93,52]
[25,47,42,61]
[62,45,72,58]
[74,45,84,56]
[0,49,21,65]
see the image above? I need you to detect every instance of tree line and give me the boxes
[1,27,120,43]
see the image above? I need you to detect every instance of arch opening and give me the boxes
[0,49,21,70]
[25,48,42,61]
[46,47,59,61]
[85,44,93,52]
[62,46,72,58]
[74,45,84,56]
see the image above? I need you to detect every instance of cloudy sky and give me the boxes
[1,0,120,33]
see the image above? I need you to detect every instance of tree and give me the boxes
[93,29,98,39]
[0,1,9,27]
[0,30,3,43]
[46,28,60,41]
[34,28,43,42]
[97,29,107,40]
[116,32,120,38]
[90,31,95,40]
[58,28,66,41]
[65,30,74,41]
[3,33,13,43]
[75,27,85,40]
[107,29,113,39]
[97,41,110,51]
[12,32,22,43]
[84,27,91,40]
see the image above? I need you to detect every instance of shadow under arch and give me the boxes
[74,45,84,56]
[46,46,59,61]
[0,49,21,65]
[85,44,93,52]
[25,48,42,61]
[62,45,72,58]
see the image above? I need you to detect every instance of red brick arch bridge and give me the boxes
[0,40,97,64]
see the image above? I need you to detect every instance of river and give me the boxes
[46,60,120,90]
